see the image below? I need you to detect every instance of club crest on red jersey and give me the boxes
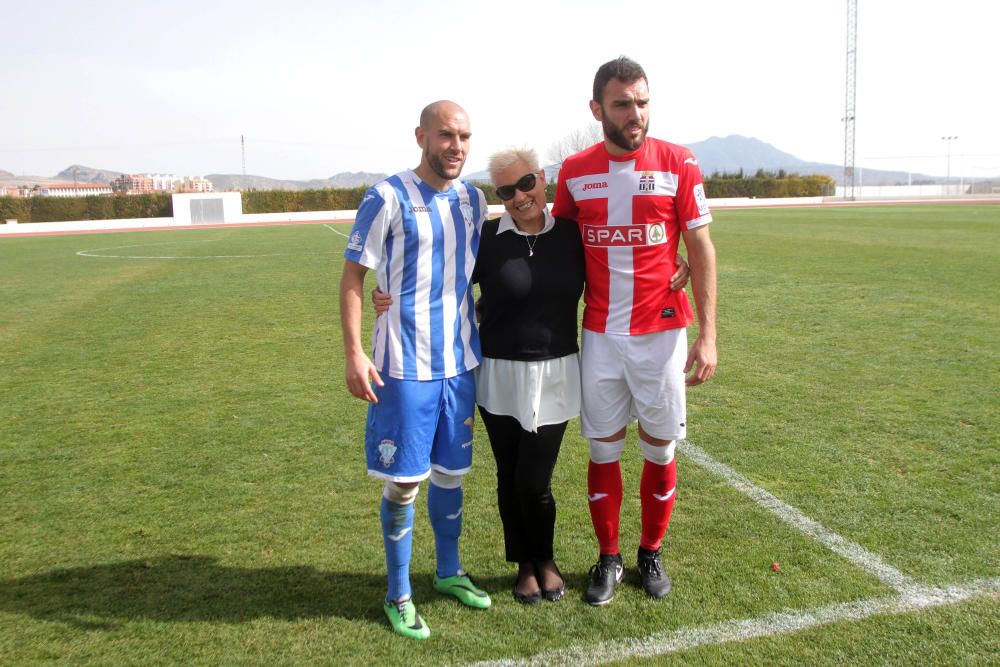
[638,172,656,193]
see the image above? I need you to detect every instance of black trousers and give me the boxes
[478,406,567,563]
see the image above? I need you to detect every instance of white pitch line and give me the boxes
[682,441,918,593]
[77,251,314,259]
[465,440,958,666]
[323,223,350,239]
[465,579,999,667]
[76,239,335,259]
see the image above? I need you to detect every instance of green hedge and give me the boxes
[703,170,835,198]
[480,172,832,203]
[241,183,551,210]
[242,187,369,213]
[1,173,833,224]
[0,197,31,223]
[0,194,172,223]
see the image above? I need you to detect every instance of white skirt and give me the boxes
[475,354,581,433]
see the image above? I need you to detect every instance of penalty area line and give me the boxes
[465,579,999,667]
[681,441,918,593]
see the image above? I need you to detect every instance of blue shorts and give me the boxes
[365,371,476,482]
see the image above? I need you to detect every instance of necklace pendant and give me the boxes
[525,233,538,257]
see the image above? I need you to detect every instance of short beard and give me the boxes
[603,117,648,153]
[425,147,464,182]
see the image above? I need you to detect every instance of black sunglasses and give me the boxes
[495,172,537,201]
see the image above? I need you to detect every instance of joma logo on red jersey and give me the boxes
[582,182,608,191]
[583,223,667,247]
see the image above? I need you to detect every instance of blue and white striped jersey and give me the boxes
[344,170,486,381]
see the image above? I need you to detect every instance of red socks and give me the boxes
[639,458,677,551]
[587,460,623,555]
[589,456,678,554]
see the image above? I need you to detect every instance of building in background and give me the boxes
[111,174,155,194]
[179,176,213,193]
[0,184,30,197]
[111,173,214,194]
[147,174,179,192]
[36,183,113,197]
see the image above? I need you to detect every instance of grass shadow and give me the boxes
[0,554,399,629]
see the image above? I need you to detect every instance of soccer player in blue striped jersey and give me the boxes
[340,100,491,640]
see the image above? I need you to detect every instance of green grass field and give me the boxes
[1,205,997,665]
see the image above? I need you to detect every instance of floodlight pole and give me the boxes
[941,135,957,195]
[842,0,858,201]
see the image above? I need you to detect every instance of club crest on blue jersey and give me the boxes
[460,202,474,226]
[378,439,397,467]
[348,230,363,251]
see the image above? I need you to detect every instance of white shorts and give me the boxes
[580,328,687,441]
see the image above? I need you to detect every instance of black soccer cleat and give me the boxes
[637,547,672,599]
[584,553,623,606]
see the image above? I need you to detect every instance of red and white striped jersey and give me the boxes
[552,137,712,335]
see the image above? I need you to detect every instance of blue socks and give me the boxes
[381,497,414,602]
[381,481,463,599]
[428,482,463,578]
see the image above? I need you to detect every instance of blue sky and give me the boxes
[2,0,997,180]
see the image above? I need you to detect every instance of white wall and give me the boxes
[171,192,243,225]
[835,184,971,198]
[0,217,175,235]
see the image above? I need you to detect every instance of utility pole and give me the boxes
[241,135,247,180]
[941,135,957,195]
[842,0,858,201]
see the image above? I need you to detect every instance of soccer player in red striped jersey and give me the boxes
[552,56,718,606]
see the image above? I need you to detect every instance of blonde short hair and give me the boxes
[487,147,540,184]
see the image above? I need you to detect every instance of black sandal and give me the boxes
[538,561,565,602]
[513,587,542,605]
[513,564,542,605]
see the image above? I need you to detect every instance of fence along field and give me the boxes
[0,204,997,664]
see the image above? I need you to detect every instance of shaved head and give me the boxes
[419,100,467,131]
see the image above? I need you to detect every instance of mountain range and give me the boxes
[0,166,388,191]
[0,136,959,190]
[204,171,388,191]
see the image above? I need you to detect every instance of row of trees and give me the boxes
[704,170,835,198]
[483,171,835,203]
[1,171,832,223]
[0,189,373,223]
[0,193,173,224]
[242,187,369,213]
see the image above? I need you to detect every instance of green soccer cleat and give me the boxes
[433,572,492,609]
[383,598,431,640]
